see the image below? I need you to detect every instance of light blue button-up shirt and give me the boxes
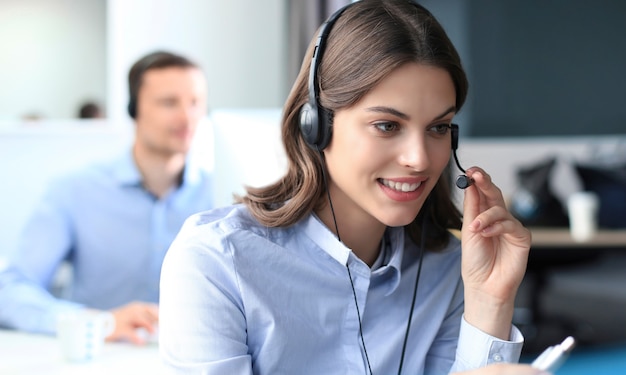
[0,151,214,334]
[159,204,523,374]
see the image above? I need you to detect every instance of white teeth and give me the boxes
[381,179,421,192]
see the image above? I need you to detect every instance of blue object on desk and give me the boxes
[523,343,626,375]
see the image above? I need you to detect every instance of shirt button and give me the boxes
[492,353,504,362]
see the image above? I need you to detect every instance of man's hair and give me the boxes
[127,51,199,119]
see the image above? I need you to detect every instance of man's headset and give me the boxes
[298,4,473,189]
[127,54,160,119]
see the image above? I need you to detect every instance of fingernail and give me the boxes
[470,219,480,231]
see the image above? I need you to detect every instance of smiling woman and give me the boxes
[158,2,533,374]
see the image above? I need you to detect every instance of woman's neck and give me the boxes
[315,200,386,267]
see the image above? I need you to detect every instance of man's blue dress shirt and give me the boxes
[159,204,523,374]
[0,151,213,334]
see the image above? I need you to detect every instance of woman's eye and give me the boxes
[429,124,451,135]
[374,122,399,133]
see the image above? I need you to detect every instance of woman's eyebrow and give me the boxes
[365,106,409,120]
[365,105,457,121]
[433,106,456,120]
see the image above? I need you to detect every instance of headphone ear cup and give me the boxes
[299,102,320,147]
[316,108,333,150]
[299,3,352,151]
[127,98,137,119]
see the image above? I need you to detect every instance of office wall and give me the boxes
[0,0,106,120]
[0,0,287,123]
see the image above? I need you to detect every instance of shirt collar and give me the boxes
[300,213,405,293]
[385,226,405,273]
[370,240,386,270]
[300,213,351,266]
[371,226,404,295]
[112,150,143,188]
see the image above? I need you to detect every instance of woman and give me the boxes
[160,1,540,374]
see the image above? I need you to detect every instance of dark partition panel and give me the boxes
[468,0,626,137]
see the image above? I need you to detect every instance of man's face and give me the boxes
[134,66,208,156]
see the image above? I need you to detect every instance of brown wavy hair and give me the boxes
[238,0,468,250]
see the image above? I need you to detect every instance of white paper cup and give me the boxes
[567,191,599,242]
[56,310,115,362]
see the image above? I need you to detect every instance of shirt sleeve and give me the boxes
[449,316,524,372]
[159,221,253,375]
[0,178,83,334]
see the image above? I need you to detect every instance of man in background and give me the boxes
[0,51,213,345]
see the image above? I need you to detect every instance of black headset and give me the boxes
[127,53,160,119]
[450,123,473,189]
[298,4,351,151]
[127,74,142,119]
[127,99,138,119]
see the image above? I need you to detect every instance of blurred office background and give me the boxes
[2,0,625,135]
[0,0,287,121]
[0,1,625,373]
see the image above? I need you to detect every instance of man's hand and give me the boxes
[107,301,159,345]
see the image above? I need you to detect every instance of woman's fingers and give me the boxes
[463,168,499,226]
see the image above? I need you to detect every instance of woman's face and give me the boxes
[323,63,456,227]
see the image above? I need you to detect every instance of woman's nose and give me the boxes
[398,135,431,171]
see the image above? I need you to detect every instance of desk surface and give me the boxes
[530,228,626,248]
[0,329,165,375]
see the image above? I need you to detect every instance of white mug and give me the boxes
[56,310,115,362]
[567,191,600,242]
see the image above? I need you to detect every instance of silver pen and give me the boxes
[531,336,576,372]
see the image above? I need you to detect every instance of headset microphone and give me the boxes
[455,174,473,189]
[450,124,473,189]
